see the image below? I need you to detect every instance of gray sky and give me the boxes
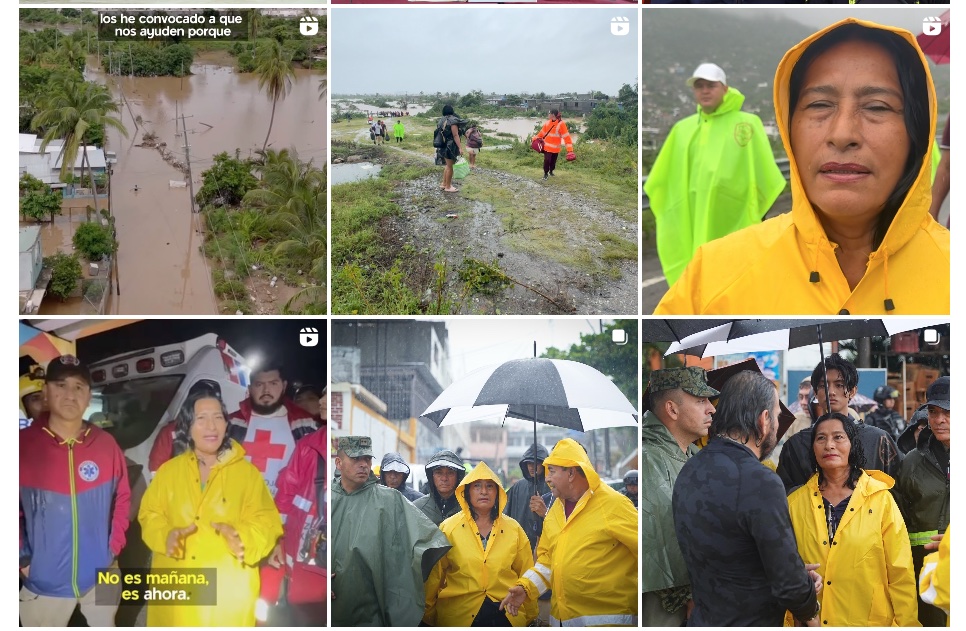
[332,8,638,95]
[445,319,618,381]
[689,5,948,34]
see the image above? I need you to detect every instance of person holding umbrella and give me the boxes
[502,444,550,552]
[786,412,918,626]
[655,18,949,315]
[499,438,638,626]
[423,462,538,627]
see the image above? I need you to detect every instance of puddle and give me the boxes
[331,162,382,185]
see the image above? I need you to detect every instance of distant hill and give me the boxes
[643,10,950,132]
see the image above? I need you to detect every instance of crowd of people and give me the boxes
[643,356,950,627]
[332,437,639,626]
[650,18,950,314]
[19,355,327,626]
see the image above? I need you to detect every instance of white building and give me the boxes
[19,133,107,186]
[19,227,42,292]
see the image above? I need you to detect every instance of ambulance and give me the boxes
[84,333,250,479]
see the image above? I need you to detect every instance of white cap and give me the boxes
[687,63,727,87]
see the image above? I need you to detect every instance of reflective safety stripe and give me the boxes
[279,513,288,525]
[294,494,312,512]
[551,614,638,626]
[523,568,550,595]
[909,530,940,546]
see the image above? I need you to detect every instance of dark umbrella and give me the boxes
[643,357,796,440]
[641,319,732,343]
[916,10,950,66]
[421,351,637,512]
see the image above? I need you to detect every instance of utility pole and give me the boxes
[181,109,197,213]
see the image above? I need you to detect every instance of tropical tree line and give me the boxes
[198,149,326,314]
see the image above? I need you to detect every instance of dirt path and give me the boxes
[382,144,637,315]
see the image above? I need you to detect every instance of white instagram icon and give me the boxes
[922,17,942,37]
[611,17,629,37]
[299,327,320,347]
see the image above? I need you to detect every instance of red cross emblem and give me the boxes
[243,429,287,472]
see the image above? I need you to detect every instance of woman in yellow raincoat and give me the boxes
[139,386,283,626]
[656,19,949,315]
[423,461,537,626]
[786,413,919,626]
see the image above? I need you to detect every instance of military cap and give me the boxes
[925,376,950,411]
[649,367,720,398]
[338,435,373,458]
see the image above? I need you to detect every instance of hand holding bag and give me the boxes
[530,119,560,153]
[453,157,470,180]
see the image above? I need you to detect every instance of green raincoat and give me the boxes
[644,87,786,285]
[331,471,451,626]
[641,412,696,594]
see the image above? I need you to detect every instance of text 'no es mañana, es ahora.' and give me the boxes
[95,568,217,605]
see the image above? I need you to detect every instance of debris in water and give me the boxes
[446,214,458,219]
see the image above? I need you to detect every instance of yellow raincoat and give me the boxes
[919,526,950,625]
[517,439,638,626]
[787,470,919,626]
[424,462,537,626]
[655,18,949,315]
[139,441,283,626]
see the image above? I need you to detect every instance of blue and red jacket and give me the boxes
[20,416,131,598]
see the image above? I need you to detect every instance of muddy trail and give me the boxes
[379,144,637,315]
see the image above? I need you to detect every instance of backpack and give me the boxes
[433,119,446,149]
[467,127,483,149]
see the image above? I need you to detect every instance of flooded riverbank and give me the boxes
[89,51,325,314]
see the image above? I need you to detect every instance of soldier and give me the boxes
[331,436,450,626]
[642,367,718,625]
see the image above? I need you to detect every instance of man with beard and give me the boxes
[672,371,823,627]
[227,361,318,497]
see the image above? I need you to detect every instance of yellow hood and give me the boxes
[776,18,937,276]
[456,461,508,516]
[543,438,601,491]
[655,18,948,315]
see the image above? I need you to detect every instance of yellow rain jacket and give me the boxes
[655,18,949,315]
[787,470,919,626]
[517,439,638,626]
[139,441,283,626]
[919,526,950,625]
[424,462,537,626]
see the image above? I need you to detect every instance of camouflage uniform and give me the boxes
[673,437,818,626]
[642,367,719,626]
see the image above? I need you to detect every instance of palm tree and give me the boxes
[244,148,326,312]
[247,9,262,41]
[56,38,86,71]
[253,40,296,153]
[31,75,127,214]
[20,35,48,65]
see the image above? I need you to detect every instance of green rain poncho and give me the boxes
[331,471,451,626]
[644,87,786,285]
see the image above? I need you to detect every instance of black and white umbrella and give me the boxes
[420,358,638,432]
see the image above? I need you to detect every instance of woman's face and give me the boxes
[468,479,498,514]
[790,39,910,220]
[813,418,852,472]
[190,397,227,457]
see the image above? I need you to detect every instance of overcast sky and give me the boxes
[665,5,948,34]
[445,318,617,381]
[332,8,638,95]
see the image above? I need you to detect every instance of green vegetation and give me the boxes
[102,43,194,77]
[19,174,62,223]
[72,222,116,260]
[199,149,326,314]
[29,72,127,215]
[254,39,296,152]
[44,253,82,301]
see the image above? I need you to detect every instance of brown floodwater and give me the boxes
[86,51,325,315]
